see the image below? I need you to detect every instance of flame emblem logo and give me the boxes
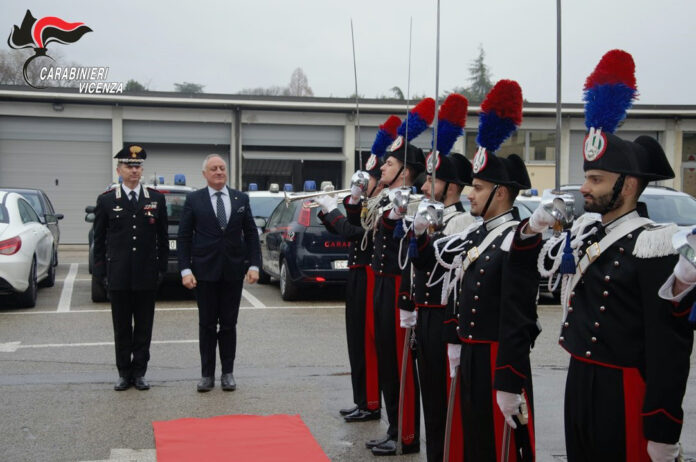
[7,10,92,89]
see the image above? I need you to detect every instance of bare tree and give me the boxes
[286,67,313,97]
[239,85,288,96]
[0,49,79,88]
[174,82,205,93]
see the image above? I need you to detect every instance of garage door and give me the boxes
[0,116,111,244]
[135,144,229,190]
[568,130,661,184]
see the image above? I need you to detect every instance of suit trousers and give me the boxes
[195,279,243,377]
[109,289,156,378]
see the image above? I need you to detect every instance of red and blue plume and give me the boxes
[398,97,436,141]
[372,115,401,158]
[435,93,468,155]
[583,49,637,134]
[476,80,523,153]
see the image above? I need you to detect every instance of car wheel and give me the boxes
[258,266,271,285]
[16,257,38,308]
[39,248,56,288]
[91,275,109,302]
[279,261,298,301]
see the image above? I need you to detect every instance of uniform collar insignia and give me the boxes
[484,209,515,232]
[113,205,123,212]
[604,209,640,233]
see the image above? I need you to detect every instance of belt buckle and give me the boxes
[586,242,601,263]
[467,246,479,264]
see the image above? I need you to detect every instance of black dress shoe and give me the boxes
[114,377,131,391]
[339,405,358,416]
[365,435,391,449]
[344,408,381,422]
[221,372,236,391]
[197,376,214,392]
[133,377,150,390]
[371,439,397,456]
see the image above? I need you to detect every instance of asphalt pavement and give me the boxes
[0,246,695,461]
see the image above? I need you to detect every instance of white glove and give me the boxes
[399,309,417,328]
[348,185,363,204]
[496,391,522,430]
[528,206,556,234]
[674,255,696,285]
[315,194,337,214]
[413,213,429,236]
[447,344,461,378]
[647,441,680,462]
[388,206,404,221]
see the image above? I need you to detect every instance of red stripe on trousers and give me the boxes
[446,366,464,461]
[489,342,518,460]
[364,266,380,411]
[394,275,416,446]
[623,367,649,461]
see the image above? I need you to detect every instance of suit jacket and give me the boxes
[93,185,168,291]
[177,186,261,282]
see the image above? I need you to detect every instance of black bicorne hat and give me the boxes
[430,152,472,186]
[366,157,383,180]
[386,138,425,176]
[114,145,146,164]
[473,153,531,189]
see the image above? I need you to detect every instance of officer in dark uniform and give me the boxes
[530,50,693,462]
[93,145,168,391]
[400,151,474,462]
[317,158,384,423]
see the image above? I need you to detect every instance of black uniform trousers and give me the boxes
[195,279,244,378]
[564,356,647,462]
[109,289,156,379]
[460,341,535,462]
[415,307,448,462]
[373,274,420,445]
[345,265,380,411]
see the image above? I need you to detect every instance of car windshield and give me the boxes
[640,194,696,226]
[163,192,188,222]
[250,196,284,218]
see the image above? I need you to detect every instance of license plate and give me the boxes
[169,240,177,250]
[332,260,348,269]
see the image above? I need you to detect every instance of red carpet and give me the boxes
[153,414,330,462]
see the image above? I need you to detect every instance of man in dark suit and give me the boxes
[177,153,261,392]
[93,145,169,391]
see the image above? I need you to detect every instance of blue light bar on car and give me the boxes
[174,174,186,186]
[248,183,259,191]
[283,184,294,192]
[303,180,316,192]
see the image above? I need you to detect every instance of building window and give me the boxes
[682,133,696,162]
[464,130,556,163]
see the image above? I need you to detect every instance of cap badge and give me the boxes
[425,151,440,174]
[472,147,488,173]
[583,128,607,162]
[388,135,404,153]
[365,154,377,171]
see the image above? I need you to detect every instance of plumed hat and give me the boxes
[424,93,472,186]
[386,97,436,174]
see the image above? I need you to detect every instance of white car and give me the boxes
[0,191,55,307]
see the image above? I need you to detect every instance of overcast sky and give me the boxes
[4,0,695,104]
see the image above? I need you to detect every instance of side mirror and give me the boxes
[254,217,267,230]
[85,212,95,223]
[85,205,95,214]
[45,214,58,224]
[55,213,64,220]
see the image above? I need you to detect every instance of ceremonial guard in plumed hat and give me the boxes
[397,93,475,461]
[361,97,434,456]
[531,49,693,462]
[315,116,400,423]
[436,80,540,461]
[93,145,169,391]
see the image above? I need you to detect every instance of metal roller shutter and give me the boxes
[138,144,229,190]
[0,116,111,244]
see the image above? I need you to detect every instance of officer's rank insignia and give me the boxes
[130,145,142,158]
[583,127,607,162]
[113,206,123,212]
[472,147,488,173]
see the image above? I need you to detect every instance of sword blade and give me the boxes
[442,364,459,462]
[397,325,413,454]
[500,422,511,462]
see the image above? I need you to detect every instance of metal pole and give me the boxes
[350,19,362,171]
[554,0,562,190]
[403,17,413,188]
[430,0,441,200]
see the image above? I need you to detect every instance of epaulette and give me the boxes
[500,225,518,252]
[633,222,679,259]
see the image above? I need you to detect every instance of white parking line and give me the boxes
[0,305,344,315]
[0,339,198,353]
[57,263,78,313]
[242,289,265,308]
